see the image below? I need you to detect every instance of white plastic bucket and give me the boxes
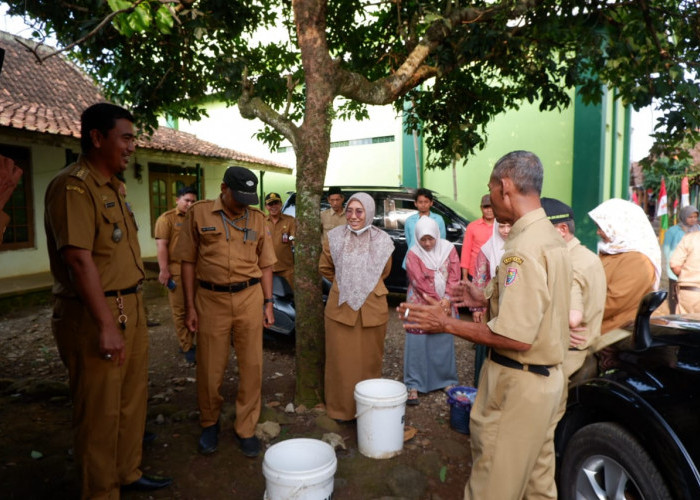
[262,438,337,500]
[354,378,408,459]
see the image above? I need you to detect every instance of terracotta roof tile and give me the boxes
[0,31,290,170]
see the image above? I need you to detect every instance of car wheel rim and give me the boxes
[576,455,645,500]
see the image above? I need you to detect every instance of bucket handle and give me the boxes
[355,406,372,420]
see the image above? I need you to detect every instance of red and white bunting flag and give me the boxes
[681,176,690,207]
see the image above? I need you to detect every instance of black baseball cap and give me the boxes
[481,194,491,207]
[541,197,575,223]
[223,166,259,205]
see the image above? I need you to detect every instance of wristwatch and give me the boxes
[264,298,274,304]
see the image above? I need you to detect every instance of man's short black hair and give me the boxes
[415,188,434,202]
[80,103,135,153]
[177,186,197,198]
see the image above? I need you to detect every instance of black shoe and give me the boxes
[122,474,173,491]
[142,431,157,446]
[234,432,261,457]
[198,421,219,455]
[182,346,196,364]
[334,418,357,424]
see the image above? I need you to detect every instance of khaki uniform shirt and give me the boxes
[44,156,144,297]
[154,207,187,276]
[265,213,296,272]
[568,237,607,350]
[601,252,654,333]
[486,208,572,366]
[176,197,277,283]
[670,231,700,286]
[321,208,346,239]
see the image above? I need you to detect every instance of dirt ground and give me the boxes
[0,280,476,499]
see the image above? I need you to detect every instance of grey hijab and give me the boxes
[679,205,700,232]
[328,193,394,310]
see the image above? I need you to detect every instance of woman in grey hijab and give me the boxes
[663,205,700,313]
[319,192,395,422]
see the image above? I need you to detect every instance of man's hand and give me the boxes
[569,326,587,348]
[397,295,449,333]
[263,302,275,328]
[0,155,22,210]
[186,308,198,334]
[472,310,485,323]
[100,322,126,366]
[158,268,171,286]
[448,280,487,308]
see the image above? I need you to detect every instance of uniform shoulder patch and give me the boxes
[505,267,518,286]
[68,164,89,180]
[66,184,85,194]
[502,256,524,265]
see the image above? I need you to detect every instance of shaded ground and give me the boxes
[0,279,476,499]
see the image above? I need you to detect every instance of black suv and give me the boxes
[282,186,474,292]
[555,291,700,500]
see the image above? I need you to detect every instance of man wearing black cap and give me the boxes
[264,192,296,289]
[176,166,277,457]
[541,197,606,379]
[321,186,346,239]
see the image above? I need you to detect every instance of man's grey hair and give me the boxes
[558,219,576,235]
[491,151,543,195]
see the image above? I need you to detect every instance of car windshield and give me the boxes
[436,195,479,221]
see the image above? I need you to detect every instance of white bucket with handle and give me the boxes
[262,438,337,500]
[354,378,407,459]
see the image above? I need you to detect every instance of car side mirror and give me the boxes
[633,290,668,351]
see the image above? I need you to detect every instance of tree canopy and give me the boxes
[9,0,700,404]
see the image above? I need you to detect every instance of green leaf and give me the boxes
[107,0,132,12]
[127,4,152,32]
[439,465,447,483]
[155,6,175,34]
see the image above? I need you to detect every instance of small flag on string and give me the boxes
[658,178,668,244]
[681,176,690,208]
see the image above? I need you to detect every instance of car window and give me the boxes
[386,197,418,230]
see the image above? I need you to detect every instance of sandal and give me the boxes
[407,389,419,406]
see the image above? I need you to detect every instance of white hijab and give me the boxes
[480,221,508,278]
[588,198,661,290]
[409,216,455,296]
[328,192,394,310]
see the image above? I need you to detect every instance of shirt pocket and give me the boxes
[98,206,126,252]
[197,226,225,261]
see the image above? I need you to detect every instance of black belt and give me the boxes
[199,278,260,293]
[489,349,551,377]
[680,285,700,293]
[104,284,141,297]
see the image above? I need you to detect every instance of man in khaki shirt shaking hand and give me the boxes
[399,151,572,500]
[177,166,276,458]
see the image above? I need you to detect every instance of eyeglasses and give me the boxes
[481,205,492,208]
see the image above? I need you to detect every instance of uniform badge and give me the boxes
[66,184,84,194]
[201,226,217,232]
[503,256,524,265]
[505,267,518,286]
[105,201,116,208]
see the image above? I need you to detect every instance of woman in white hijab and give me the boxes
[471,220,511,386]
[588,198,661,333]
[403,217,460,405]
[319,192,395,422]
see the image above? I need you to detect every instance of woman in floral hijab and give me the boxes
[319,192,394,422]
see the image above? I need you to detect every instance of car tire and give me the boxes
[559,422,672,500]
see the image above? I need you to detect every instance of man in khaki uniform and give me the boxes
[177,166,276,458]
[155,186,198,362]
[264,192,296,289]
[321,186,346,239]
[542,197,606,379]
[399,151,572,500]
[44,103,171,498]
[670,230,700,313]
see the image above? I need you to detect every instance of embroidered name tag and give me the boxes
[505,267,518,286]
[201,226,217,232]
[502,256,524,265]
[66,185,84,194]
[105,201,116,208]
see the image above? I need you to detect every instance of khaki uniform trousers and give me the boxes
[677,287,700,314]
[167,275,194,352]
[464,360,564,500]
[196,284,263,437]
[52,292,148,500]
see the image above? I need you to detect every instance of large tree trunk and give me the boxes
[292,0,336,406]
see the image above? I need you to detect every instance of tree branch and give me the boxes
[238,69,300,150]
[337,0,540,104]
